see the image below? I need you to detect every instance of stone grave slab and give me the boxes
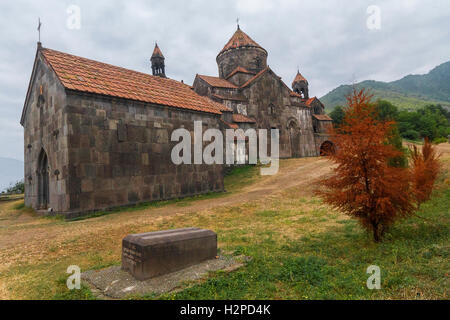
[122,227,217,280]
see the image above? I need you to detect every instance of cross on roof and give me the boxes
[37,18,42,42]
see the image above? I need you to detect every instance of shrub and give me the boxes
[402,129,420,141]
[4,180,24,194]
[410,139,441,206]
[433,137,448,144]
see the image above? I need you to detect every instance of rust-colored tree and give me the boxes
[316,89,415,242]
[410,139,441,207]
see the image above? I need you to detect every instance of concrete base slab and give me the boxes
[81,255,246,299]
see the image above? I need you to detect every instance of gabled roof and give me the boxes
[240,67,270,88]
[305,97,321,107]
[226,66,255,79]
[40,47,224,115]
[232,114,256,123]
[220,119,239,129]
[151,43,164,59]
[218,27,267,56]
[196,74,238,89]
[313,114,332,121]
[292,71,308,86]
[212,93,247,102]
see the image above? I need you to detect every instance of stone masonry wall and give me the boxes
[217,47,267,79]
[23,52,70,212]
[242,70,318,158]
[64,93,224,216]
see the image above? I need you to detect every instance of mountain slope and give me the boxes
[0,157,24,192]
[321,61,450,111]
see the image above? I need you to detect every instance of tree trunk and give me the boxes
[372,222,382,243]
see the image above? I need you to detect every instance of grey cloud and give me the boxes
[0,0,449,161]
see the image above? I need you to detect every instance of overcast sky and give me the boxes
[1,0,449,161]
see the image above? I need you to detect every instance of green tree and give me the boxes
[374,100,407,167]
[5,180,24,194]
[375,99,398,121]
[330,106,345,127]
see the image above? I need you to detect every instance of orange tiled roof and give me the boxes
[197,74,238,89]
[240,67,269,88]
[219,27,266,56]
[305,97,317,106]
[226,66,255,79]
[292,71,308,86]
[313,114,332,121]
[290,91,303,98]
[211,93,247,102]
[41,48,224,115]
[232,114,256,123]
[220,119,239,129]
[152,43,164,58]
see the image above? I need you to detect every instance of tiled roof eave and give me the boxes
[197,75,238,89]
[65,88,222,115]
[217,45,267,58]
[41,47,226,115]
[240,67,270,88]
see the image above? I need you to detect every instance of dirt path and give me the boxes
[0,157,332,250]
[1,142,448,268]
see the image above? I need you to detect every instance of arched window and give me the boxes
[37,85,45,108]
[255,57,261,69]
[287,119,301,158]
[269,103,276,115]
[37,148,49,209]
[320,141,335,156]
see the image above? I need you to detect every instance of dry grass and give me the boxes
[0,144,449,300]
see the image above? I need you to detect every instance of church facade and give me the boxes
[192,26,332,158]
[20,26,332,217]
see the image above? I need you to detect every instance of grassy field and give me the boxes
[0,146,449,300]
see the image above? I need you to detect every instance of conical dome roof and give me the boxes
[292,70,308,86]
[218,26,266,56]
[152,43,164,59]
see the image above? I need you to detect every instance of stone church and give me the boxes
[20,26,332,217]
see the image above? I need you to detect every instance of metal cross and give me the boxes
[37,18,42,42]
[236,17,239,28]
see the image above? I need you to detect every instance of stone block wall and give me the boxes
[242,70,319,158]
[217,47,267,79]
[64,93,224,216]
[22,53,70,212]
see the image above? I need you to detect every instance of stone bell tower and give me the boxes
[151,43,166,78]
[292,70,309,99]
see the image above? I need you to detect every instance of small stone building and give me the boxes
[21,26,332,216]
[21,44,227,217]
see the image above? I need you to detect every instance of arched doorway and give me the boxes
[287,119,301,158]
[320,141,335,156]
[37,149,49,209]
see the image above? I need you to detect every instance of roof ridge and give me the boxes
[293,71,308,85]
[40,47,223,115]
[152,43,164,58]
[226,66,255,79]
[197,74,238,89]
[240,67,270,88]
[218,28,266,56]
[42,47,178,85]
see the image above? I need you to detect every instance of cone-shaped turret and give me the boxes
[151,43,166,77]
[292,70,309,99]
[216,26,268,78]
